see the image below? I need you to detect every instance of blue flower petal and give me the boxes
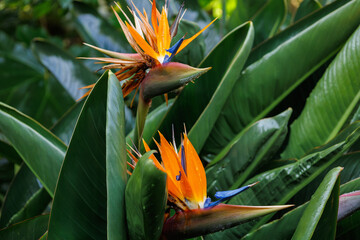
[204,183,258,209]
[204,197,212,208]
[163,37,184,63]
[214,185,250,200]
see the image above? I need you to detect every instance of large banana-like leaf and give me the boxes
[228,0,287,45]
[188,22,254,151]
[206,109,291,197]
[72,1,132,53]
[125,152,167,240]
[292,167,341,240]
[156,22,254,149]
[242,168,350,240]
[0,103,66,196]
[47,71,127,239]
[281,25,360,159]
[51,101,84,145]
[0,215,49,239]
[32,39,96,100]
[205,126,360,239]
[0,164,50,228]
[204,0,360,157]
[291,148,360,205]
[295,0,322,21]
[0,31,73,127]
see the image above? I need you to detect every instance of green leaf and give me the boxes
[204,0,360,157]
[0,103,67,196]
[106,71,128,239]
[188,22,254,152]
[125,152,167,240]
[228,0,287,45]
[32,39,96,100]
[205,127,360,239]
[72,1,132,53]
[0,164,50,228]
[0,215,49,240]
[242,205,306,240]
[47,71,127,239]
[291,148,360,205]
[157,22,255,149]
[206,109,291,196]
[337,208,360,239]
[292,167,341,240]
[242,168,346,240]
[51,101,84,145]
[0,31,73,127]
[295,0,322,21]
[282,25,360,159]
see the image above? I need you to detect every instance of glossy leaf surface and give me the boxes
[125,152,167,240]
[228,0,287,45]
[282,24,360,159]
[206,127,360,239]
[32,39,96,100]
[0,103,66,196]
[0,32,73,127]
[206,109,291,196]
[188,22,254,152]
[48,71,127,239]
[292,167,341,240]
[157,22,255,148]
[205,0,360,157]
[72,1,132,53]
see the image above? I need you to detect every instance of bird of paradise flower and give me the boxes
[127,132,293,238]
[79,0,215,147]
[79,0,215,102]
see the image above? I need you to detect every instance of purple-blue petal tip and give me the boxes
[163,37,185,63]
[204,183,258,209]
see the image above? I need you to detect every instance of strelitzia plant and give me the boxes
[127,132,293,239]
[79,0,215,146]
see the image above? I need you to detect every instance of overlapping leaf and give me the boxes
[0,103,66,196]
[204,0,360,158]
[206,109,291,196]
[125,152,167,240]
[48,71,127,239]
[282,24,360,159]
[0,165,50,228]
[205,126,360,239]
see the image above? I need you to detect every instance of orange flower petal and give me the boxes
[157,132,195,203]
[126,22,159,61]
[183,133,207,203]
[151,0,158,34]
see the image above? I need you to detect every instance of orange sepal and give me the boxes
[183,133,207,204]
[157,132,195,203]
[126,22,159,61]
